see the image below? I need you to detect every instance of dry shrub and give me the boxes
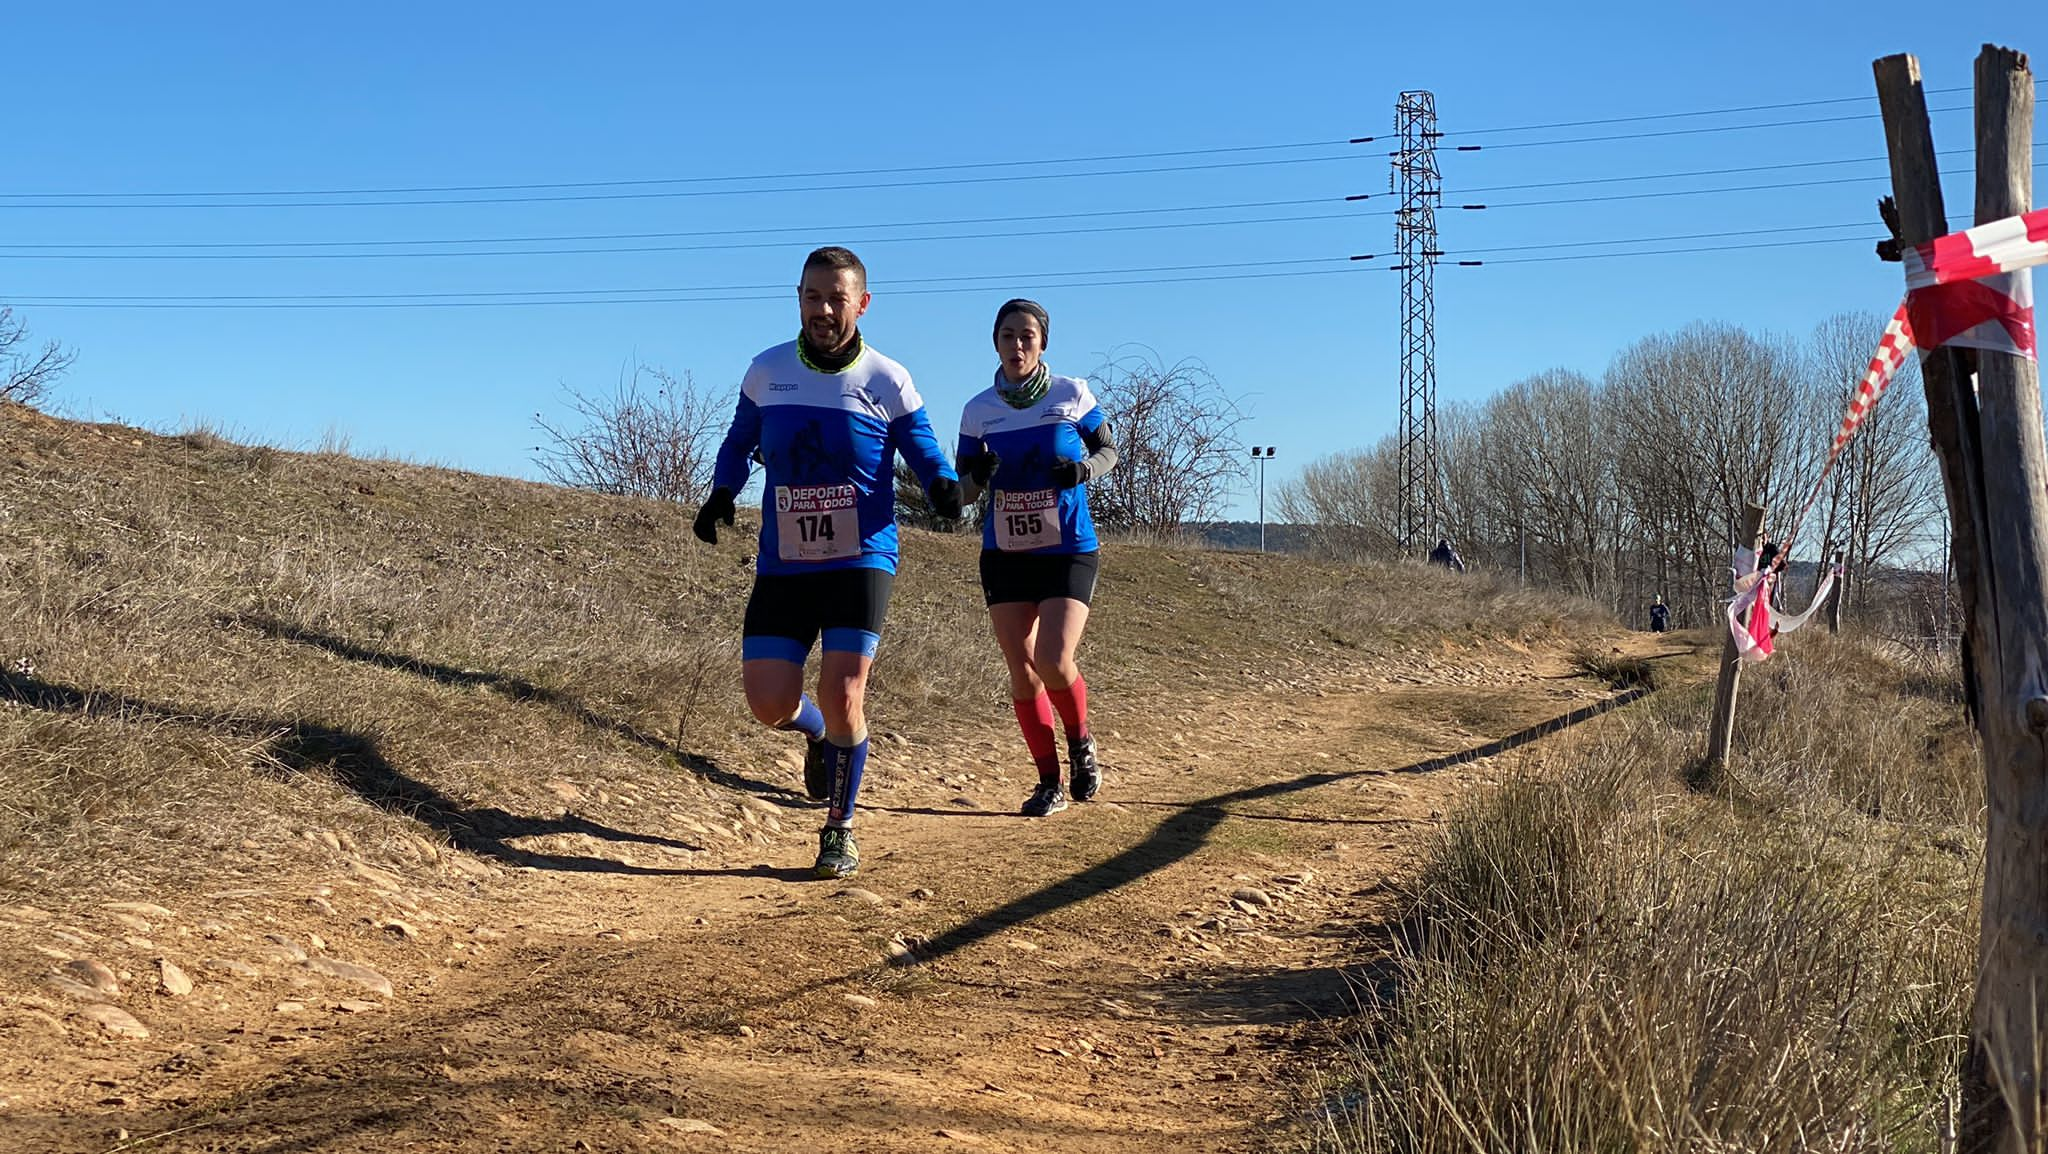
[1570,644,1660,691]
[1317,636,1979,1152]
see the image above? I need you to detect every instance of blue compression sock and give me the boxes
[777,694,826,742]
[825,736,869,829]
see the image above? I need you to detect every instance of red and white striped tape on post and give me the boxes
[1818,206,2047,485]
[1824,301,1915,477]
[1901,204,2044,357]
[1773,206,2044,621]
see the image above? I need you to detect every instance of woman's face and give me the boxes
[996,313,1045,382]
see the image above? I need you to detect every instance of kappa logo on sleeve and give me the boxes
[768,381,801,392]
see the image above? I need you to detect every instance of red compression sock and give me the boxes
[1047,677,1089,739]
[1013,695,1061,781]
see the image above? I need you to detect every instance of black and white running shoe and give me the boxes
[1068,735,1101,802]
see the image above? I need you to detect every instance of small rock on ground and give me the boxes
[158,959,194,996]
[304,957,395,998]
[61,959,120,995]
[656,1118,726,1136]
[75,1004,149,1039]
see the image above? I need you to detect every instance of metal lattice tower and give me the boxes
[1393,90,1442,554]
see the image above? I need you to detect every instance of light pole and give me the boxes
[1250,445,1276,552]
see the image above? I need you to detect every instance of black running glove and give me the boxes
[927,477,964,521]
[692,486,736,544]
[960,450,999,485]
[1050,458,1090,490]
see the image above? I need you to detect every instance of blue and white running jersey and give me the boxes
[957,372,1105,556]
[712,339,954,576]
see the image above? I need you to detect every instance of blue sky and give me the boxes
[6,2,2038,516]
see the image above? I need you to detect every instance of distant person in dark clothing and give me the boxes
[1428,538,1465,573]
[1649,595,1670,633]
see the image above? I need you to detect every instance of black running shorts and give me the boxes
[742,567,895,663]
[979,549,1100,607]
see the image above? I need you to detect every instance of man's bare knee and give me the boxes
[747,693,799,728]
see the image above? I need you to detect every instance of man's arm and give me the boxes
[892,406,961,518]
[695,370,762,545]
[711,391,762,497]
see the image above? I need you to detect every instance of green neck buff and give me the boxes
[798,330,865,374]
[995,363,1050,409]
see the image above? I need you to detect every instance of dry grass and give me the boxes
[1311,631,1980,1152]
[0,404,1603,906]
[1569,644,1661,690]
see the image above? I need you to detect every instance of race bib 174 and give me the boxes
[776,484,860,561]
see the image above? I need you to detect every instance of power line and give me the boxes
[0,207,1374,262]
[1464,234,1871,266]
[3,226,1939,308]
[4,263,1382,310]
[0,138,1358,200]
[15,256,1354,303]
[1462,159,2047,211]
[0,154,1370,211]
[0,196,1341,251]
[1450,148,1976,195]
[1446,86,1974,137]
[1439,220,1874,256]
[1451,106,1970,151]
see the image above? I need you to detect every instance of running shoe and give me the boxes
[1069,735,1101,801]
[802,737,830,801]
[1020,781,1069,817]
[814,826,859,879]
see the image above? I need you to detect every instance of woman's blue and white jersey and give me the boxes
[957,372,1104,556]
[712,339,954,576]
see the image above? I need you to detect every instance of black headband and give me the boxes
[993,298,1050,349]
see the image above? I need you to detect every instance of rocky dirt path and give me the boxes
[1,637,1688,1153]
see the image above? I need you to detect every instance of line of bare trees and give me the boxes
[1279,312,1946,632]
[537,346,1250,538]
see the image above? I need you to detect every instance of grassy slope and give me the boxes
[0,403,1606,906]
[1318,632,1981,1152]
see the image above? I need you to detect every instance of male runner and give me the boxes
[693,246,961,879]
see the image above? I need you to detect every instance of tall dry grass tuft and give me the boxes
[1317,633,1979,1152]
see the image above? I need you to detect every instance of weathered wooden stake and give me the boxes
[1827,550,1845,634]
[1877,44,2047,1152]
[1702,501,1766,775]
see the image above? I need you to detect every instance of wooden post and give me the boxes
[1827,550,1845,634]
[1702,501,1766,776]
[1878,45,2048,1152]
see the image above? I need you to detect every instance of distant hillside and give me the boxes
[1188,520,1319,553]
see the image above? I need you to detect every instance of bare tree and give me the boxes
[1267,314,1938,632]
[1,308,75,408]
[1085,348,1248,534]
[1606,323,1808,624]
[1436,403,1501,569]
[1802,312,1944,618]
[532,365,729,503]
[1276,438,1402,557]
[1481,369,1617,600]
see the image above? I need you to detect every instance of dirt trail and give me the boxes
[3,637,1685,1153]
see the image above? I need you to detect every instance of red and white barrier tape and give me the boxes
[1726,549,1842,663]
[1785,205,2045,556]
